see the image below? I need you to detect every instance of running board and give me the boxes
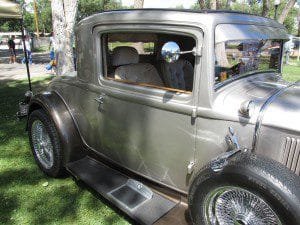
[67,156,178,225]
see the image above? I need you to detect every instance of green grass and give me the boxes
[283,64,300,82]
[33,46,49,53]
[0,77,130,225]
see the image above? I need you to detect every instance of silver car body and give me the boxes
[45,10,299,194]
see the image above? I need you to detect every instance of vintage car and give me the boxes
[23,9,300,225]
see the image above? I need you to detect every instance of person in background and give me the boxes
[22,35,32,64]
[46,32,56,73]
[8,35,16,64]
[284,36,294,65]
[49,31,54,50]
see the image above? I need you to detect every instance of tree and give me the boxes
[51,0,78,75]
[37,0,52,34]
[197,0,206,9]
[210,0,217,10]
[277,0,296,23]
[78,0,123,20]
[262,0,270,17]
[134,0,144,8]
[52,0,124,75]
[133,0,144,53]
[298,10,300,36]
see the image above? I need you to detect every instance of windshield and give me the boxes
[215,39,283,85]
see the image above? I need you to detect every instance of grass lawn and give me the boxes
[0,65,299,225]
[282,64,300,82]
[0,77,130,225]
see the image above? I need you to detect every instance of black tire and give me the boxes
[28,109,65,177]
[188,153,300,225]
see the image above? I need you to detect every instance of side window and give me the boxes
[108,41,155,55]
[102,32,196,92]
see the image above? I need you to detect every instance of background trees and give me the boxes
[1,0,298,34]
[78,0,123,20]
[193,0,299,34]
[0,0,298,75]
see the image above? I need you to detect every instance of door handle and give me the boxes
[94,93,106,104]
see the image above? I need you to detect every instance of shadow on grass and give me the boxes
[0,167,43,189]
[0,192,19,224]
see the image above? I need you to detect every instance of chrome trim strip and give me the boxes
[252,82,297,150]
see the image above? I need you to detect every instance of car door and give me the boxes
[93,25,202,192]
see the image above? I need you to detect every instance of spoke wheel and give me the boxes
[28,109,65,177]
[31,120,54,169]
[205,186,281,225]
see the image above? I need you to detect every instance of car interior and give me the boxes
[101,32,196,92]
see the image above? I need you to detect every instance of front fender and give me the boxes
[28,91,84,164]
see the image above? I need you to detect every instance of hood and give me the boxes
[254,81,300,174]
[257,81,300,133]
[213,73,291,124]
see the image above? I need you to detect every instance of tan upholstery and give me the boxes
[112,46,164,86]
[160,59,194,91]
[115,63,163,86]
[112,46,139,66]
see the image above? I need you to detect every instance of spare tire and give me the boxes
[188,153,300,225]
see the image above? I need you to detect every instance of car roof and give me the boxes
[78,8,285,30]
[102,8,254,15]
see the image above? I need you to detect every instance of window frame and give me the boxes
[214,39,284,89]
[214,24,286,90]
[93,24,203,103]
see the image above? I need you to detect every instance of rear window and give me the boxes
[108,41,155,54]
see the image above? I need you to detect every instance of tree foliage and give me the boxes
[37,0,52,33]
[1,0,298,35]
[192,0,299,34]
[78,0,123,20]
[0,0,51,34]
[0,0,123,33]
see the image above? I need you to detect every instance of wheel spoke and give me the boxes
[205,187,281,225]
[31,120,54,169]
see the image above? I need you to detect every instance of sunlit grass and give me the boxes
[282,64,300,82]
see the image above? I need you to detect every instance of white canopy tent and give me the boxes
[0,0,21,19]
[0,0,32,91]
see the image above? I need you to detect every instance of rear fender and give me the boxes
[28,91,85,164]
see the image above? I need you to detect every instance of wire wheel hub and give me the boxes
[205,186,281,225]
[31,120,54,169]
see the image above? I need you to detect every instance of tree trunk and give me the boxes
[262,0,270,17]
[216,0,222,9]
[51,0,78,75]
[226,0,231,9]
[215,42,230,67]
[298,20,300,36]
[134,0,144,8]
[277,0,296,24]
[134,0,144,53]
[198,0,206,9]
[210,0,217,10]
[298,11,300,36]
